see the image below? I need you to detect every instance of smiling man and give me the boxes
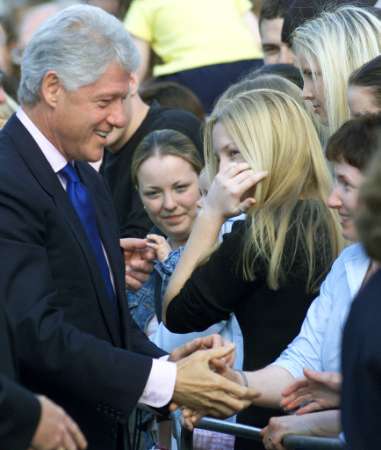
[0,5,257,450]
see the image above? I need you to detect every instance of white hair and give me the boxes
[18,4,139,105]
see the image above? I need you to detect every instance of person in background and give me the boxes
[341,125,381,450]
[163,89,342,450]
[292,5,381,139]
[348,55,381,117]
[124,0,263,112]
[259,0,295,65]
[140,81,205,121]
[246,63,303,89]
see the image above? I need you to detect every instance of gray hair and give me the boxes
[18,4,140,105]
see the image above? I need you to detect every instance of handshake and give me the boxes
[166,334,259,429]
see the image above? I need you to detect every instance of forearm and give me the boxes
[246,366,296,409]
[163,209,224,321]
[310,410,341,437]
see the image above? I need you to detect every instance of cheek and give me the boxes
[142,198,162,219]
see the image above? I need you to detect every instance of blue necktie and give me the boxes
[60,163,116,308]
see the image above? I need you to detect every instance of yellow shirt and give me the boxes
[125,0,262,76]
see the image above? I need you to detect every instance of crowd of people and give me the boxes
[0,1,381,450]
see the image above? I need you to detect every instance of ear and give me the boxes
[128,72,139,96]
[40,70,62,108]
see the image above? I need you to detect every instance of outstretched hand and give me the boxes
[281,369,342,415]
[120,238,155,291]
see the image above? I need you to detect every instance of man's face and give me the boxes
[50,62,130,162]
[260,18,295,65]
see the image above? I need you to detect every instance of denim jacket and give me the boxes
[128,246,184,333]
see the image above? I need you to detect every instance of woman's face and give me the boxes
[327,161,364,242]
[137,154,200,243]
[212,122,245,172]
[298,55,327,123]
[348,85,380,117]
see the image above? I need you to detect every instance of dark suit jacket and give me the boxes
[342,268,381,450]
[0,305,41,450]
[0,115,165,450]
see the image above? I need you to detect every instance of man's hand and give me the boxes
[172,344,259,418]
[281,369,342,415]
[168,334,233,365]
[31,395,87,450]
[120,238,155,291]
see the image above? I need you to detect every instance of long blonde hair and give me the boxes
[293,5,381,137]
[204,89,342,292]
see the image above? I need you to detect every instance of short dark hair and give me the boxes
[357,149,381,262]
[349,55,381,111]
[259,0,288,24]
[326,114,381,171]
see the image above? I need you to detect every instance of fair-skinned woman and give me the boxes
[292,5,381,139]
[129,128,243,450]
[163,89,342,450]
[200,115,381,450]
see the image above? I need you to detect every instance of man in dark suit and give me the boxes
[0,5,256,450]
[0,305,87,450]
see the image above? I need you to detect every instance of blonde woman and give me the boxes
[163,89,342,450]
[293,5,381,138]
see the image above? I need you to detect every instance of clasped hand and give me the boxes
[169,335,259,430]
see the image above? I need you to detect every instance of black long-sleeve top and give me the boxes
[166,217,332,449]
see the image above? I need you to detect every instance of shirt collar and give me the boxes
[16,107,68,174]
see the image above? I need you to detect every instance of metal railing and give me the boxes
[171,415,345,450]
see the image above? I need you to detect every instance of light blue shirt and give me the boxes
[274,243,369,378]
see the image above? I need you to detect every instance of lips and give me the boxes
[161,214,184,224]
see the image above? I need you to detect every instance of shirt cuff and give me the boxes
[138,356,177,407]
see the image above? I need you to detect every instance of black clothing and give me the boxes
[0,306,41,450]
[0,115,165,450]
[166,217,331,450]
[342,268,381,450]
[101,101,203,238]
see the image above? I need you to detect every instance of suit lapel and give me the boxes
[78,162,131,349]
[5,115,122,346]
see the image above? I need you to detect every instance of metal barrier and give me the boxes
[171,416,345,450]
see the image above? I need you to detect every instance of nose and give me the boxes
[107,99,127,128]
[327,186,342,209]
[279,45,295,65]
[163,192,177,211]
[196,196,204,210]
[302,78,314,102]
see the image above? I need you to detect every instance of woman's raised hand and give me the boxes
[203,162,267,219]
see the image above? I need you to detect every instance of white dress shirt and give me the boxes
[274,243,369,378]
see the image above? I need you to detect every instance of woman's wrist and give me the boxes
[236,370,249,387]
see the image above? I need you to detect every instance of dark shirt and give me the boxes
[166,215,332,449]
[342,268,381,450]
[101,101,203,238]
